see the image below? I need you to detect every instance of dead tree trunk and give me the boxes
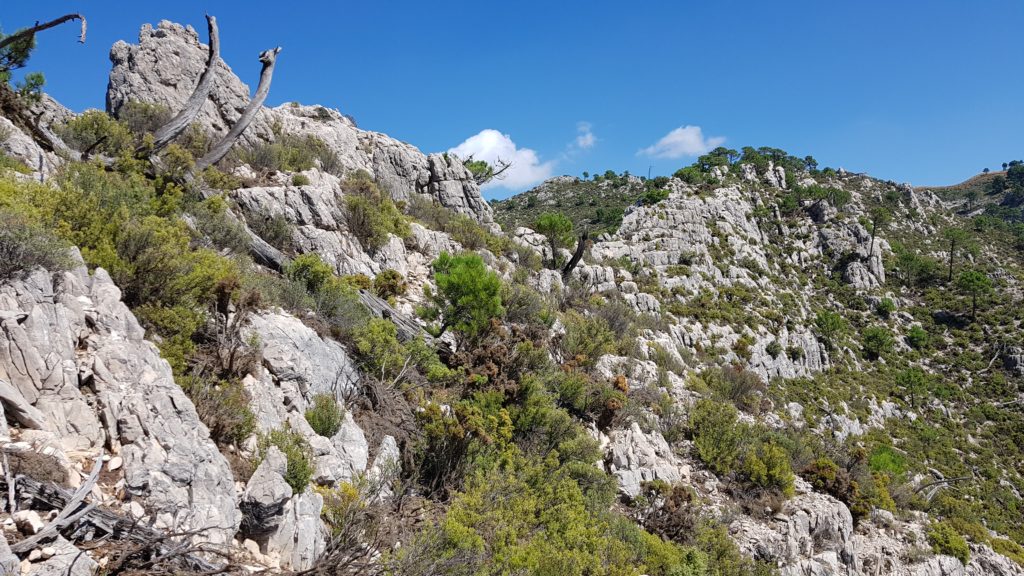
[194,46,281,172]
[145,15,219,155]
[561,231,589,281]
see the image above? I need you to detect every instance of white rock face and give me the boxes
[106,20,494,225]
[607,422,690,498]
[0,258,240,545]
[242,311,369,483]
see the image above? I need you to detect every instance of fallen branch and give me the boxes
[194,46,281,172]
[146,15,220,155]
[0,13,87,52]
[3,474,224,572]
[10,454,102,553]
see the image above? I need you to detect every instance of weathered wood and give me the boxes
[194,46,281,172]
[0,13,87,52]
[561,230,589,281]
[147,15,220,155]
[358,290,431,343]
[3,474,222,571]
[10,455,102,553]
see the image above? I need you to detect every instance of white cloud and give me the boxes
[638,125,725,159]
[575,121,596,150]
[449,129,555,191]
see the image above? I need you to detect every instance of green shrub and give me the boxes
[639,188,670,206]
[287,253,335,293]
[292,173,310,186]
[765,340,783,358]
[117,101,172,135]
[180,377,256,445]
[259,428,315,493]
[814,310,847,350]
[906,325,930,350]
[861,326,894,360]
[374,268,407,300]
[201,166,241,191]
[690,399,744,476]
[246,209,295,253]
[56,110,133,155]
[190,195,249,254]
[0,151,31,174]
[237,132,338,174]
[743,442,795,497]
[561,311,617,367]
[428,251,503,340]
[342,171,410,252]
[305,393,345,438]
[876,297,896,318]
[928,521,970,565]
[0,209,71,282]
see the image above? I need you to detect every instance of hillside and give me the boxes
[1,15,1023,576]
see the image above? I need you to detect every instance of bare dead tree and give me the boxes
[0,13,87,52]
[561,230,589,281]
[194,46,281,172]
[145,15,220,155]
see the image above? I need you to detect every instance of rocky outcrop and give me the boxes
[239,446,326,570]
[242,312,369,483]
[0,257,240,544]
[106,20,275,144]
[607,422,690,498]
[106,21,494,225]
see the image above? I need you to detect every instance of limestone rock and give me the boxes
[246,311,360,399]
[240,446,293,537]
[22,536,96,576]
[107,20,275,144]
[262,490,327,571]
[607,422,689,498]
[0,260,239,544]
[107,21,494,224]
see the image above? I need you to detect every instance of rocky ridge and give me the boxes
[0,17,1021,576]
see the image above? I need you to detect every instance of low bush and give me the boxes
[342,171,410,252]
[237,132,338,175]
[689,399,745,476]
[561,311,617,367]
[117,101,172,135]
[180,377,256,446]
[56,110,134,155]
[0,209,71,282]
[743,442,795,498]
[927,521,970,565]
[861,326,894,360]
[639,188,670,206]
[373,268,407,300]
[259,428,315,493]
[305,393,345,438]
[246,209,295,253]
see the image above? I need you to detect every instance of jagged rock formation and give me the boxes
[0,256,239,544]
[106,20,494,225]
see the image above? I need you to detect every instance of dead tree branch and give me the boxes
[4,473,226,572]
[195,46,281,172]
[561,231,589,281]
[10,454,102,553]
[146,15,220,155]
[0,13,87,52]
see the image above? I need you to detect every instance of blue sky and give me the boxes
[4,1,1022,198]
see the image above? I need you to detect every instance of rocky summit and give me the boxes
[1,11,1023,576]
